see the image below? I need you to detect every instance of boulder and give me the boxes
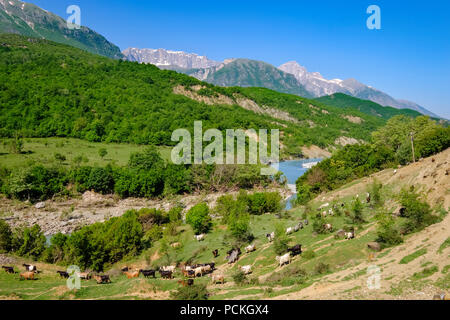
[336,229,346,238]
[367,242,381,252]
[35,202,46,209]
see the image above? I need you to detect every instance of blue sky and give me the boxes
[30,0,449,118]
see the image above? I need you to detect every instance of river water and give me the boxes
[272,158,322,210]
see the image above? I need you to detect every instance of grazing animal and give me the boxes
[286,227,294,235]
[93,275,110,284]
[159,270,173,279]
[212,249,219,258]
[121,266,129,272]
[22,264,36,272]
[319,203,330,209]
[140,269,156,278]
[178,279,194,287]
[194,267,205,277]
[77,272,91,280]
[266,232,275,242]
[240,265,252,275]
[303,219,309,225]
[226,249,241,264]
[245,244,256,253]
[2,266,15,274]
[211,274,225,284]
[171,242,181,248]
[181,268,196,278]
[195,234,205,241]
[276,253,291,267]
[393,169,398,175]
[324,223,333,231]
[294,222,303,232]
[20,271,35,280]
[345,231,355,240]
[321,211,328,217]
[57,271,69,279]
[160,266,176,273]
[287,244,302,256]
[123,270,140,279]
[366,193,371,204]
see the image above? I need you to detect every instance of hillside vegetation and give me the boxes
[0,34,388,159]
[316,93,423,120]
[0,0,123,59]
[0,148,447,300]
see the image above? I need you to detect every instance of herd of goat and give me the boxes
[2,197,366,287]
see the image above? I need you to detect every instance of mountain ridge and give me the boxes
[0,0,123,59]
[123,47,439,118]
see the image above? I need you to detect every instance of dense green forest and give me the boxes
[296,115,450,204]
[0,34,388,159]
[316,93,423,120]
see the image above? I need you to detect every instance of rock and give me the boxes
[336,229,346,238]
[367,242,381,252]
[35,202,46,209]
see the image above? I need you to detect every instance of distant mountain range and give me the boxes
[0,0,440,118]
[0,0,123,59]
[122,48,439,118]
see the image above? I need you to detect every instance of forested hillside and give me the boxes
[316,93,423,120]
[0,34,387,158]
[0,0,123,59]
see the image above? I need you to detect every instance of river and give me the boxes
[272,158,322,210]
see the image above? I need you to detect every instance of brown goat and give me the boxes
[20,271,35,280]
[123,270,140,279]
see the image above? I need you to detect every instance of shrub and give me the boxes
[4,165,66,202]
[302,250,316,260]
[232,270,247,286]
[314,262,330,275]
[86,166,114,194]
[376,216,403,249]
[349,197,365,224]
[186,203,212,234]
[273,223,289,255]
[399,189,438,233]
[11,225,46,259]
[171,284,208,300]
[0,220,12,253]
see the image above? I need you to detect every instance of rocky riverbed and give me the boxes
[0,186,293,236]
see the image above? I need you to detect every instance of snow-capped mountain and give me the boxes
[279,61,438,117]
[122,48,221,69]
[122,47,438,117]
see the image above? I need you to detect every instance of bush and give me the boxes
[4,165,66,202]
[302,250,316,260]
[86,166,114,194]
[314,262,330,275]
[186,203,212,234]
[247,192,282,215]
[232,270,247,286]
[11,225,46,259]
[399,189,438,233]
[376,216,403,249]
[0,220,12,253]
[273,223,289,255]
[349,197,365,224]
[369,180,383,207]
[171,284,208,300]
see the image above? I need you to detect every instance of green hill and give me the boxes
[0,34,387,158]
[0,0,123,59]
[190,59,313,98]
[316,93,422,120]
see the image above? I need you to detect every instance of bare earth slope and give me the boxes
[275,148,450,300]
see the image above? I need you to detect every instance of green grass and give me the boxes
[411,266,438,280]
[0,138,172,169]
[399,248,427,265]
[437,237,450,254]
